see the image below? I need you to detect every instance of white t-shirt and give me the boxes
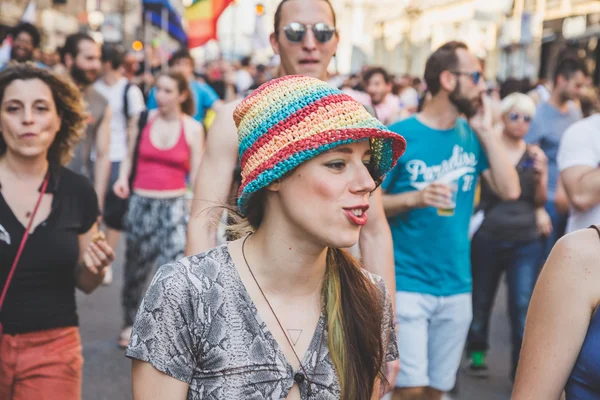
[93,77,145,162]
[235,70,254,95]
[557,114,600,233]
[399,87,419,110]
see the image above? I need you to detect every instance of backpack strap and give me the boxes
[129,110,149,186]
[123,82,133,127]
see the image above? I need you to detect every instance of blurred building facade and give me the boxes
[369,0,521,80]
[0,0,83,51]
[366,0,600,83]
[0,0,144,51]
[540,0,600,84]
[1,0,598,83]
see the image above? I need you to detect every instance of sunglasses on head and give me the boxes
[508,112,532,123]
[282,22,336,43]
[451,71,482,85]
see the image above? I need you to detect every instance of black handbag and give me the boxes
[104,109,149,230]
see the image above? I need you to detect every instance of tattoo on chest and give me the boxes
[287,329,303,346]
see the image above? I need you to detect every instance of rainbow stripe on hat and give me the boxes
[234,75,406,215]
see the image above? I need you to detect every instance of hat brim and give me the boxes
[237,127,406,215]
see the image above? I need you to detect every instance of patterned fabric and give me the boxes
[126,245,399,399]
[233,75,407,214]
[122,194,188,327]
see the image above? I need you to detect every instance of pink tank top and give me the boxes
[133,117,190,191]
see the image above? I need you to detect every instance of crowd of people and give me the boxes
[1,0,600,399]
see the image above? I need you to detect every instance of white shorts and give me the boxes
[395,291,472,391]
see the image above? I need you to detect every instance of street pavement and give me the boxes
[78,240,514,400]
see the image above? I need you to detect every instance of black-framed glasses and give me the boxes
[451,71,482,85]
[508,112,532,123]
[282,22,336,43]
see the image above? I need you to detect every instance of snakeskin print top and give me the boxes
[126,245,398,399]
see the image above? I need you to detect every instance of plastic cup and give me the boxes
[437,182,458,217]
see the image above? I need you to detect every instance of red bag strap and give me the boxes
[0,172,50,312]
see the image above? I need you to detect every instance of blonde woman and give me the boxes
[126,76,405,399]
[466,93,548,379]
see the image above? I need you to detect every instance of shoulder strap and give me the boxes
[589,225,600,239]
[0,173,50,321]
[129,110,149,186]
[123,82,132,124]
[137,110,149,139]
[363,104,378,119]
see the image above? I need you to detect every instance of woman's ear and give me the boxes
[266,179,282,192]
[53,111,62,136]
[179,91,188,105]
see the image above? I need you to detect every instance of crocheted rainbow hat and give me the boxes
[234,75,406,215]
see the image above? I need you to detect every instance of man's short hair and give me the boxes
[553,57,588,85]
[168,48,193,67]
[240,56,251,68]
[101,44,123,70]
[11,23,41,48]
[273,0,337,36]
[363,67,391,85]
[424,41,469,96]
[61,33,95,64]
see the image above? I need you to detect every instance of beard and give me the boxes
[10,47,33,63]
[370,94,385,106]
[70,63,98,86]
[559,89,573,104]
[449,81,481,118]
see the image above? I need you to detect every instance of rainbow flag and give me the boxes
[186,0,234,48]
[143,0,187,45]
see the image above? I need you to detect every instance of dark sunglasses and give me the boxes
[282,22,336,43]
[451,71,482,85]
[508,112,532,123]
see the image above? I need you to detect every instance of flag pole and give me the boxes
[161,5,168,72]
[231,1,237,59]
[145,10,151,76]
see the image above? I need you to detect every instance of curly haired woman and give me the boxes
[0,64,115,400]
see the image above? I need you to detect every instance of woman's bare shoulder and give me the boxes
[554,228,600,265]
[148,109,159,119]
[182,114,202,131]
[548,228,600,296]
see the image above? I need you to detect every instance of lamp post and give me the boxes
[121,0,126,45]
[404,3,422,74]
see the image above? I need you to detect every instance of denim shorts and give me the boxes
[395,291,472,391]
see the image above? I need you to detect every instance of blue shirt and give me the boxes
[147,80,219,123]
[565,305,600,399]
[383,116,489,296]
[525,101,581,199]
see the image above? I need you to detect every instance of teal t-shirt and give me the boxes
[382,116,489,296]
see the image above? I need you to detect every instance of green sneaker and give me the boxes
[466,351,489,378]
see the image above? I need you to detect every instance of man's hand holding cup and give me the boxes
[417,182,457,215]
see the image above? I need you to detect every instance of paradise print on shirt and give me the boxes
[406,145,478,193]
